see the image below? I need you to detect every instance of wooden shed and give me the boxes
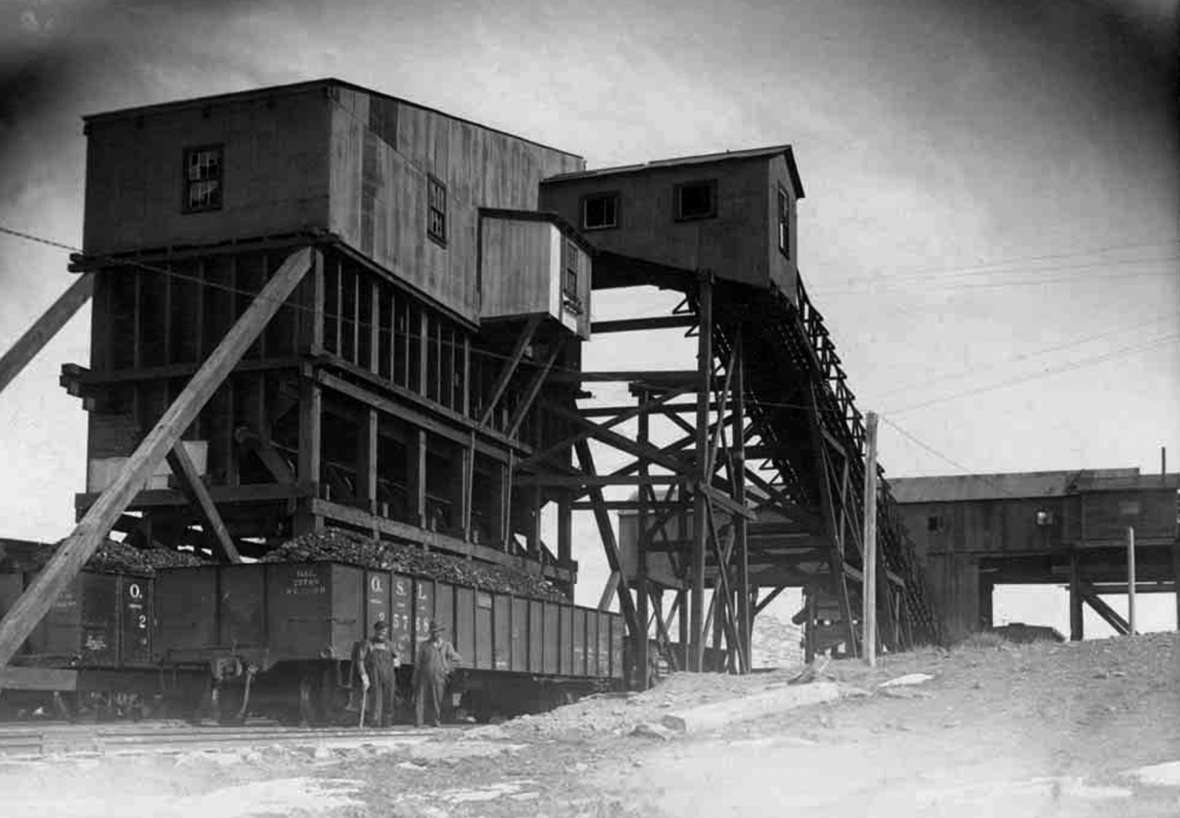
[538,146,804,297]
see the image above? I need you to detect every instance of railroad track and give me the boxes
[0,721,448,758]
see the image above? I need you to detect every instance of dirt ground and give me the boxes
[3,632,1180,817]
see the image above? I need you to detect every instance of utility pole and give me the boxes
[1127,525,1136,635]
[862,411,879,666]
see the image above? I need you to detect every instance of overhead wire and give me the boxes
[3,221,1173,420]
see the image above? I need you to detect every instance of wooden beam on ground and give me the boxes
[166,443,242,563]
[480,314,542,426]
[0,273,94,396]
[0,247,312,670]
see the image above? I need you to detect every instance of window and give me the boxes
[675,180,717,221]
[777,186,791,259]
[564,239,579,298]
[582,192,619,230]
[183,145,223,212]
[427,174,447,246]
[927,515,944,533]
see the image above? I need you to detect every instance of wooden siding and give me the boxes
[539,157,772,289]
[900,488,1176,557]
[1080,488,1176,543]
[328,88,582,323]
[479,216,591,338]
[83,88,331,254]
[924,553,980,643]
[899,497,1067,557]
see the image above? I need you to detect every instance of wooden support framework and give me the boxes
[0,247,313,670]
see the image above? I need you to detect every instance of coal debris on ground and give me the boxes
[261,528,567,602]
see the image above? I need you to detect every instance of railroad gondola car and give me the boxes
[152,561,624,724]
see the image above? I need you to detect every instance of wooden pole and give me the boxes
[636,389,650,688]
[691,274,712,671]
[1127,525,1136,635]
[0,247,312,670]
[861,411,879,666]
[1069,549,1084,641]
[732,331,750,672]
[0,273,94,396]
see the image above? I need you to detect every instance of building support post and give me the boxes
[636,388,651,689]
[1127,525,1137,635]
[861,411,879,666]
[1069,549,1084,641]
[690,273,713,671]
[1172,542,1180,632]
[732,330,750,672]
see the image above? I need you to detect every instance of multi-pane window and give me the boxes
[183,145,223,212]
[675,180,717,221]
[777,187,791,259]
[427,174,447,246]
[582,192,619,230]
[564,239,579,298]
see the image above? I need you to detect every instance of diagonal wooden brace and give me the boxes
[0,273,94,396]
[166,443,242,563]
[0,247,312,670]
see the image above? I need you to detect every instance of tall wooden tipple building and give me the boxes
[64,79,593,594]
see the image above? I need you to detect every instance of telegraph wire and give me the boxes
[875,310,1180,401]
[884,331,1180,415]
[2,221,1175,418]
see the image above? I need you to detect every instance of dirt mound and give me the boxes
[262,528,567,602]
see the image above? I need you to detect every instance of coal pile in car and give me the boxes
[262,528,568,602]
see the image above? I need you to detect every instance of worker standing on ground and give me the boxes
[412,621,461,727]
[357,620,399,727]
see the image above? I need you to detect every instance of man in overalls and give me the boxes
[412,621,461,727]
[357,620,399,727]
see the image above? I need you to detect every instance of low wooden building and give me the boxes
[891,469,1180,642]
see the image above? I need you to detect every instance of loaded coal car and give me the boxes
[152,555,625,725]
[0,538,210,721]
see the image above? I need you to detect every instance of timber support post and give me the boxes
[690,272,713,671]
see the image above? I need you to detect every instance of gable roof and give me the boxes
[542,144,805,198]
[889,469,1144,503]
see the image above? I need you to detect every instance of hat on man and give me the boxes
[373,620,389,633]
[429,620,446,636]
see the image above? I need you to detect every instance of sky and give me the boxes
[0,0,1177,638]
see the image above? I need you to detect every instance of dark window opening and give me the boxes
[427,175,447,246]
[183,145,223,212]
[927,515,943,533]
[675,180,717,221]
[777,187,791,259]
[583,193,619,230]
